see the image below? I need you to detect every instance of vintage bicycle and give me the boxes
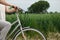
[6,7,46,40]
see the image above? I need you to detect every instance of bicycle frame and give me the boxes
[6,9,29,40]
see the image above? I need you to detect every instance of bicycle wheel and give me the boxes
[13,28,46,40]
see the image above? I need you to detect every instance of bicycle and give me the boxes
[6,7,46,40]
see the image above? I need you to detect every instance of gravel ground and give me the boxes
[8,32,60,40]
[47,32,60,40]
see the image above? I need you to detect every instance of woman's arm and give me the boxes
[0,0,17,9]
[0,0,12,6]
[0,0,18,13]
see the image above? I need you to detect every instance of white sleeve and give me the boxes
[0,4,5,21]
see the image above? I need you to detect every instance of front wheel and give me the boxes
[14,28,46,40]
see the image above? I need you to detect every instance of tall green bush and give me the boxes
[6,13,60,35]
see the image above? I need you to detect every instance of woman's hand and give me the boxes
[11,5,18,9]
[5,5,18,13]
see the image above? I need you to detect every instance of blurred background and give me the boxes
[6,0,60,40]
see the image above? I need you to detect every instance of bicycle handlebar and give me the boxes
[11,6,25,13]
[17,7,25,13]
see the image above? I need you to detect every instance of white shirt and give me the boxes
[0,4,5,21]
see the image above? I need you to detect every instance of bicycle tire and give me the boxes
[13,28,46,40]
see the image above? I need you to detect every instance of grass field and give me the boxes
[6,13,60,40]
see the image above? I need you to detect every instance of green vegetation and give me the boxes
[28,1,50,13]
[6,13,60,37]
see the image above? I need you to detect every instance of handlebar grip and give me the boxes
[10,6,18,9]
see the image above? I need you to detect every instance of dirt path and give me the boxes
[7,32,60,40]
[47,32,60,40]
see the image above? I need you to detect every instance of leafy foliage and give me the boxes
[6,13,60,33]
[28,1,50,13]
[6,13,60,39]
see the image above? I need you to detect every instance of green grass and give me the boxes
[6,13,60,38]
